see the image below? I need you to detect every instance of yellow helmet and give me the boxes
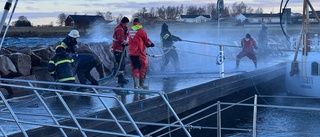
[55,45,65,50]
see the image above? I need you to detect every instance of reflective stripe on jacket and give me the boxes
[48,51,75,82]
[128,24,153,60]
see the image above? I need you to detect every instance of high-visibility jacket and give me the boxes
[112,23,128,53]
[127,24,153,60]
[48,47,75,82]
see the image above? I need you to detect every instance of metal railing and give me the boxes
[0,78,191,137]
[159,94,320,137]
[2,77,320,137]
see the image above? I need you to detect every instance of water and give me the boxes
[140,85,320,137]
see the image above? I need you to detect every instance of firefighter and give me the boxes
[48,45,75,90]
[60,29,80,53]
[60,30,100,89]
[127,18,155,89]
[112,17,130,86]
[73,53,99,86]
[236,33,258,68]
[160,23,182,72]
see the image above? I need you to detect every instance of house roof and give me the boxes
[180,15,211,19]
[67,15,106,23]
[242,13,280,18]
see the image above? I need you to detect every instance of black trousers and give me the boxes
[114,51,126,71]
[161,49,179,68]
[76,60,99,85]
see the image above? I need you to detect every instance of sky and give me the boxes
[0,0,320,26]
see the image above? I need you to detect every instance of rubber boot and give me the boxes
[118,74,128,84]
[133,78,140,89]
[139,78,149,90]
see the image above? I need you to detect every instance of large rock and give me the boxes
[32,46,54,67]
[6,53,31,76]
[0,55,17,77]
[10,75,37,95]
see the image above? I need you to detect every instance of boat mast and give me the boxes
[289,0,320,76]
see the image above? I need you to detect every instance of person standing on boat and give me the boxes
[160,23,182,72]
[258,25,269,59]
[48,45,76,90]
[60,30,100,89]
[236,33,258,68]
[127,18,155,89]
[111,17,130,87]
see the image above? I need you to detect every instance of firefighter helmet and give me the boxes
[68,30,80,38]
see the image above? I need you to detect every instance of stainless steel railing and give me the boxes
[0,78,191,137]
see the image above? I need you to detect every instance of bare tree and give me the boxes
[230,2,253,16]
[13,16,32,27]
[206,3,217,18]
[105,11,113,20]
[149,7,157,18]
[186,5,199,15]
[255,7,264,14]
[96,11,113,20]
[157,6,166,19]
[57,13,67,26]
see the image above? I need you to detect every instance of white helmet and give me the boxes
[68,30,80,38]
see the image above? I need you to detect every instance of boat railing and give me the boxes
[2,78,320,137]
[0,78,191,137]
[161,94,320,137]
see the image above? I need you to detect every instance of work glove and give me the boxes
[149,43,155,47]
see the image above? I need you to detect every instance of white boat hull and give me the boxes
[285,52,320,97]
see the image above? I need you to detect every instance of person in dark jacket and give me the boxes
[160,23,182,72]
[48,45,75,90]
[61,30,100,89]
[72,53,99,86]
[61,29,80,53]
[112,17,130,86]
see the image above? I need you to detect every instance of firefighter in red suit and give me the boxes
[236,33,258,68]
[111,17,130,86]
[127,18,154,89]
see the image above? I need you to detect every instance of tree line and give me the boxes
[13,1,265,27]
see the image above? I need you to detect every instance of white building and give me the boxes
[178,15,211,23]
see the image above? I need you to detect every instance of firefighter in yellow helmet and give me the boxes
[48,45,75,90]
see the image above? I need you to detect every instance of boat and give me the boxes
[285,0,320,96]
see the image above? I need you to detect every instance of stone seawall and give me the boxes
[0,42,115,98]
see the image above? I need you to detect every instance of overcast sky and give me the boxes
[1,0,320,26]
